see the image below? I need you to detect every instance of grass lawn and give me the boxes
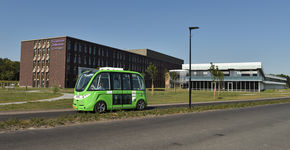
[0,87,289,112]
[0,88,62,103]
[147,88,290,104]
[0,99,72,112]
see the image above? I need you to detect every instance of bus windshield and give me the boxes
[75,72,95,92]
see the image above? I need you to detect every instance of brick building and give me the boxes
[20,36,183,88]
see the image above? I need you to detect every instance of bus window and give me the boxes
[122,74,131,90]
[75,72,95,92]
[112,73,121,90]
[89,73,110,90]
[132,74,145,90]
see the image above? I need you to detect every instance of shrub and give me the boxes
[51,85,59,94]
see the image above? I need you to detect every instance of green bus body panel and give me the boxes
[73,70,147,111]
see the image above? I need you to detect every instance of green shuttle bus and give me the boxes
[73,68,147,113]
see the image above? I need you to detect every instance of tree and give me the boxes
[217,67,224,95]
[164,69,170,90]
[209,62,218,99]
[0,58,20,81]
[146,63,158,95]
[170,72,178,93]
[277,74,290,88]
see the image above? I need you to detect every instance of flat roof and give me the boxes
[182,62,263,70]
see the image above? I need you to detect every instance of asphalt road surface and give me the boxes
[1,102,290,150]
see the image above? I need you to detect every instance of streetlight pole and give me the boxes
[189,26,199,109]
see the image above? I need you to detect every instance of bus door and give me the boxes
[131,74,146,103]
[121,73,133,109]
[111,73,123,109]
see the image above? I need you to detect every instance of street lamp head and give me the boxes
[189,26,199,30]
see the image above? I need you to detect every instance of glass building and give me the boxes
[170,62,287,92]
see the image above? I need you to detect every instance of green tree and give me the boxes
[277,74,290,88]
[0,58,20,81]
[217,67,224,95]
[170,72,178,93]
[164,69,169,90]
[209,62,218,99]
[146,63,158,95]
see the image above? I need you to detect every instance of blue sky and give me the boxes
[0,0,289,75]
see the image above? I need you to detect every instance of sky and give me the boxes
[0,0,289,75]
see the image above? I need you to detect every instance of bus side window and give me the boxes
[137,75,145,90]
[132,74,144,90]
[99,73,110,90]
[112,73,121,90]
[122,74,131,90]
[89,73,110,90]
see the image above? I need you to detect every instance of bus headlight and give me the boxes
[74,94,91,100]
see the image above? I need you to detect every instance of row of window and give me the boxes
[33,60,50,69]
[33,80,49,88]
[33,48,50,57]
[33,72,49,80]
[86,72,145,91]
[190,71,259,77]
[68,43,148,64]
[34,40,50,48]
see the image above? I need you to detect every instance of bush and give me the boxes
[51,85,60,94]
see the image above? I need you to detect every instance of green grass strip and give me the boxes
[1,99,290,131]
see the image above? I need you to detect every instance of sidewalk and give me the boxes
[0,93,74,106]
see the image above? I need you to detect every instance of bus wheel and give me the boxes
[136,100,145,110]
[95,101,107,113]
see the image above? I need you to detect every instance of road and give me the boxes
[1,103,290,150]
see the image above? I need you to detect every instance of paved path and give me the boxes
[0,93,74,106]
[1,103,290,150]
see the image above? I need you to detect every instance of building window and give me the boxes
[78,55,81,64]
[84,44,87,54]
[67,53,71,63]
[67,40,71,50]
[74,54,77,64]
[46,59,50,66]
[89,46,92,55]
[98,48,101,56]
[33,49,36,56]
[46,72,49,80]
[84,56,87,65]
[89,57,91,65]
[79,43,82,53]
[74,42,77,52]
[47,48,50,55]
[93,47,96,55]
